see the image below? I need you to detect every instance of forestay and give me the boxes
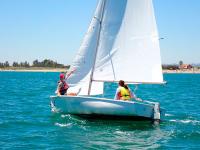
[67,0,164,96]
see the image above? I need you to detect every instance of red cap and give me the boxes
[60,74,65,79]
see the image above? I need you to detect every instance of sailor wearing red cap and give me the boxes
[56,69,76,95]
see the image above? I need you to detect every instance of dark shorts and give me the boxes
[60,89,68,95]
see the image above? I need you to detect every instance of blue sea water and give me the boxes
[0,72,200,149]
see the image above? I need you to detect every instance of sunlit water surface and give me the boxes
[0,72,200,149]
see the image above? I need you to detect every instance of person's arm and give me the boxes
[55,82,62,96]
[129,89,142,101]
[114,87,121,100]
[129,88,134,99]
[66,68,76,79]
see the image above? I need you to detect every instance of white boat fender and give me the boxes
[153,102,161,120]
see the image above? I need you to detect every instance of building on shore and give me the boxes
[179,64,193,70]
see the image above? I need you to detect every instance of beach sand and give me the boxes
[163,69,200,74]
[0,67,66,72]
[1,68,200,73]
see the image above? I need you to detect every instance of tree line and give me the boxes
[0,59,68,68]
[0,59,198,70]
[162,64,179,70]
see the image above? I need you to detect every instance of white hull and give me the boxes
[50,96,165,120]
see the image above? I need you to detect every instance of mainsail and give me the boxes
[67,0,164,96]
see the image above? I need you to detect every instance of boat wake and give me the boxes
[169,119,200,125]
[55,122,72,127]
[165,113,174,117]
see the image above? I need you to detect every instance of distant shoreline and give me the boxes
[1,68,200,74]
[0,67,66,72]
[163,69,200,74]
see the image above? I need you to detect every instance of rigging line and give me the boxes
[88,0,107,95]
[109,52,116,80]
[134,84,138,93]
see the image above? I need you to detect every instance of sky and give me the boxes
[0,0,200,65]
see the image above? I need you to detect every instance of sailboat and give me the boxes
[50,0,165,120]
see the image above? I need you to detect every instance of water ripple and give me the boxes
[1,72,200,149]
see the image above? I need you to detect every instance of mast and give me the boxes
[88,0,106,95]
